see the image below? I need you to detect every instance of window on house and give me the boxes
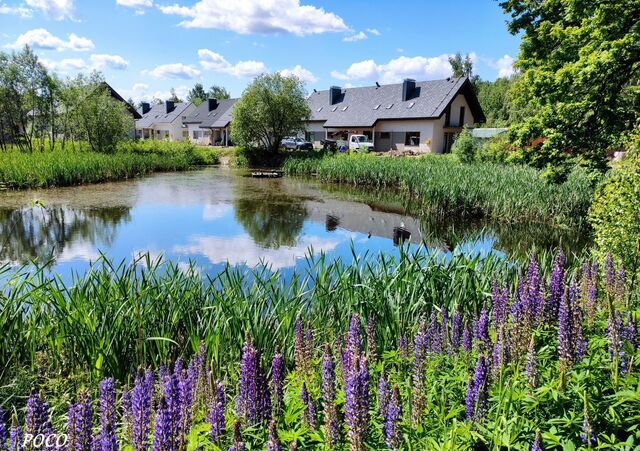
[405,132,420,146]
[444,132,456,153]
[459,106,466,126]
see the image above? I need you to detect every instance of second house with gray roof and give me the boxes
[305,76,485,153]
[135,100,196,142]
[182,98,237,146]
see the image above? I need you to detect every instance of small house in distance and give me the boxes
[135,101,196,142]
[305,76,485,153]
[182,98,237,146]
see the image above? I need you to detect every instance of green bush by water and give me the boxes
[284,153,594,226]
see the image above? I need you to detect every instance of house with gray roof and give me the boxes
[135,100,196,142]
[182,98,237,146]
[305,76,485,153]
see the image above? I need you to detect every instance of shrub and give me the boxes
[451,127,478,162]
[476,136,512,163]
[590,135,640,282]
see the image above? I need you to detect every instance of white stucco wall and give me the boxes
[448,94,475,127]
[375,119,438,152]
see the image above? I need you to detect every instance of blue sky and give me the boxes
[0,0,520,102]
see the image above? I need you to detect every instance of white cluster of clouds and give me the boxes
[198,48,267,78]
[157,0,348,36]
[0,0,74,20]
[118,82,191,103]
[7,28,94,51]
[146,63,201,80]
[279,64,317,83]
[40,53,130,73]
[493,54,516,78]
[343,28,380,42]
[331,54,454,84]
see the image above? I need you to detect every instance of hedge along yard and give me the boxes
[1,1,640,451]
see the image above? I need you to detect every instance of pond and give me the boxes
[0,167,589,278]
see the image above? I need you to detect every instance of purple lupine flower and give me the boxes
[132,369,154,451]
[623,317,638,350]
[9,415,21,451]
[68,389,93,451]
[462,323,472,352]
[571,285,588,361]
[208,380,226,442]
[411,322,428,423]
[367,317,377,362]
[526,256,543,325]
[451,311,462,350]
[162,370,182,450]
[344,314,363,379]
[383,386,402,450]
[466,354,489,421]
[179,364,198,444]
[427,310,442,354]
[546,250,566,324]
[492,328,505,380]
[531,430,543,451]
[378,371,391,420]
[492,282,510,327]
[230,420,245,451]
[558,288,574,370]
[153,397,171,451]
[580,403,596,446]
[97,378,118,451]
[267,420,282,451]
[322,345,339,448]
[304,327,314,373]
[345,356,370,451]
[237,338,270,425]
[0,408,7,451]
[605,253,615,295]
[397,335,409,359]
[300,382,317,430]
[294,319,306,374]
[476,309,491,351]
[25,391,45,439]
[525,337,538,388]
[121,388,132,440]
[271,351,285,417]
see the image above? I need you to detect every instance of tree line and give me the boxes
[0,46,135,153]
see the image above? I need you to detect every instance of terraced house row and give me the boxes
[134,75,485,154]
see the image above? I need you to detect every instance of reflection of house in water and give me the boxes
[306,197,424,245]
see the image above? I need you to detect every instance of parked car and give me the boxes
[281,137,313,151]
[349,134,374,152]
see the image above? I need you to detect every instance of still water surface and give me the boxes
[0,168,588,278]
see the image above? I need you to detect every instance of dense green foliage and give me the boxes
[476,77,516,127]
[590,139,640,282]
[0,141,218,189]
[451,127,477,162]
[231,73,310,154]
[187,83,232,105]
[500,0,640,172]
[0,47,134,153]
[284,154,594,226]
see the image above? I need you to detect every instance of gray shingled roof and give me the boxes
[307,76,483,128]
[135,102,192,128]
[183,99,237,129]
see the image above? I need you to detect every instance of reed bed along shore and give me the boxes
[283,154,595,226]
[0,250,637,449]
[0,141,220,190]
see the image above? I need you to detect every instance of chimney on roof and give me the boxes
[207,98,218,112]
[329,86,341,105]
[141,102,151,115]
[402,79,416,102]
[165,100,175,114]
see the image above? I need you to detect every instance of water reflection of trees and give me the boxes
[0,206,131,265]
[233,178,308,249]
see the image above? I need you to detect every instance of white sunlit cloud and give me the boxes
[41,57,87,72]
[279,65,317,84]
[494,54,516,78]
[173,233,341,270]
[7,28,94,51]
[146,63,201,80]
[116,0,153,15]
[25,0,74,20]
[330,54,454,84]
[198,49,267,78]
[119,83,190,103]
[90,54,130,70]
[343,31,367,42]
[0,3,33,17]
[158,0,348,36]
[41,53,130,74]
